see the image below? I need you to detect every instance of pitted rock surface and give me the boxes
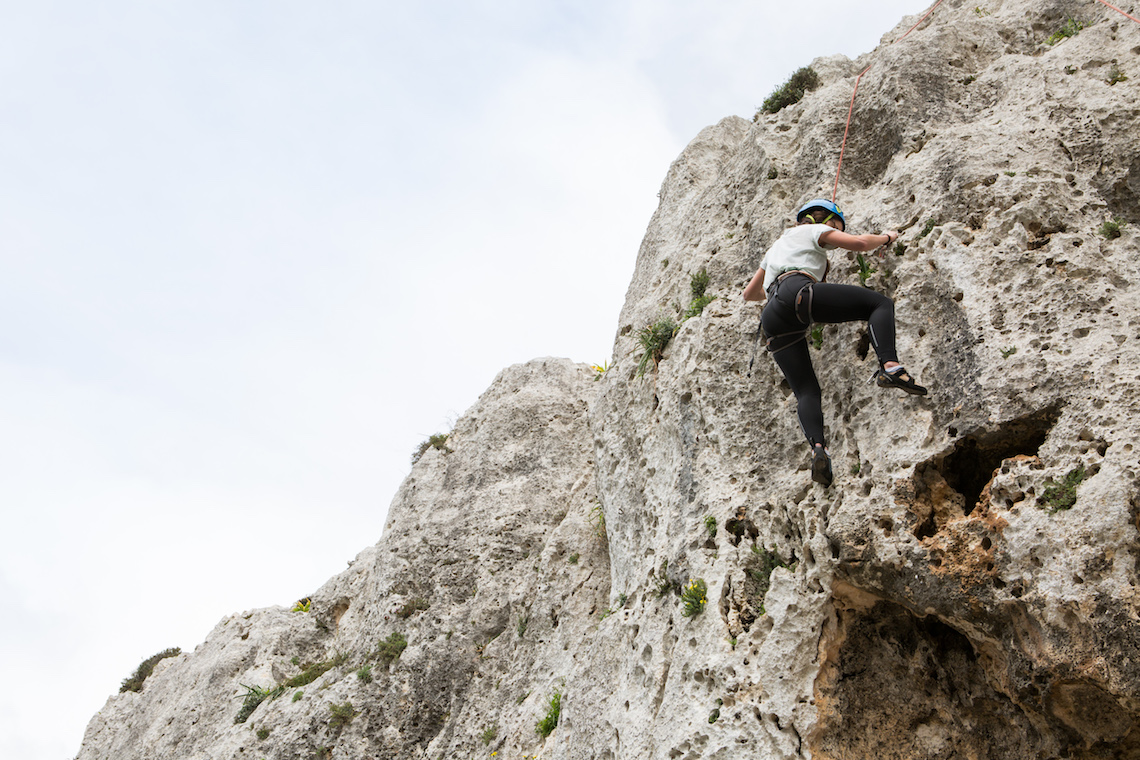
[78,2,1140,759]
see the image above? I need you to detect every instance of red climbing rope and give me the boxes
[831,1,946,202]
[831,0,1139,203]
[831,65,871,204]
[1092,0,1140,24]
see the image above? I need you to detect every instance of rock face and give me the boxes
[77,2,1140,758]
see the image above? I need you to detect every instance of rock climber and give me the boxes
[742,199,926,487]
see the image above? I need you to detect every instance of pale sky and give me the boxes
[0,2,929,757]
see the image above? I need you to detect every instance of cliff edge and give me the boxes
[77,1,1140,758]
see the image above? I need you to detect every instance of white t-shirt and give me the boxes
[760,224,836,291]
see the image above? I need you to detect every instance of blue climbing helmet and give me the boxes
[796,199,845,231]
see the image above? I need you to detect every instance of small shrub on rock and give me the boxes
[1039,466,1085,512]
[120,647,181,693]
[535,690,562,737]
[636,318,678,376]
[747,545,790,615]
[681,578,708,617]
[683,269,715,321]
[376,632,408,665]
[328,701,357,730]
[759,66,820,115]
[234,684,285,724]
[411,433,451,464]
[396,597,429,618]
[1100,218,1125,240]
[1047,18,1087,45]
[282,653,348,689]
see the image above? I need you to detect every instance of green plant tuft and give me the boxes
[1100,218,1125,240]
[411,433,451,465]
[682,268,716,321]
[120,647,181,693]
[810,324,824,350]
[1047,18,1087,45]
[689,268,710,300]
[568,552,579,564]
[654,560,674,598]
[291,597,311,613]
[536,690,562,738]
[234,684,285,724]
[636,318,678,376]
[356,665,373,684]
[282,654,347,689]
[590,502,607,540]
[759,67,820,115]
[747,545,790,615]
[590,361,610,380]
[376,632,408,665]
[1106,65,1128,85]
[292,690,304,702]
[328,701,357,730]
[856,253,877,286]
[894,241,907,257]
[1001,346,1018,359]
[1039,466,1085,512]
[684,295,715,321]
[256,727,271,740]
[517,614,528,638]
[396,597,429,619]
[481,724,499,745]
[681,578,708,618]
[704,515,717,538]
[919,218,937,238]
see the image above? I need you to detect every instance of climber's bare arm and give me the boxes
[820,229,898,252]
[743,267,767,301]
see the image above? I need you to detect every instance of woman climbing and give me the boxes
[742,199,926,487]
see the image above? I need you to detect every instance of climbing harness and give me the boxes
[764,273,817,354]
[747,271,817,373]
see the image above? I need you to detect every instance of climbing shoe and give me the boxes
[875,367,928,396]
[811,446,833,488]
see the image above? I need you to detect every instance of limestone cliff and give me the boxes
[77,1,1140,758]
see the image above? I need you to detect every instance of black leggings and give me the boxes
[761,273,899,447]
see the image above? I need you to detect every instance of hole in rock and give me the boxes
[855,329,870,360]
[725,506,759,547]
[815,597,1123,759]
[914,403,1061,527]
